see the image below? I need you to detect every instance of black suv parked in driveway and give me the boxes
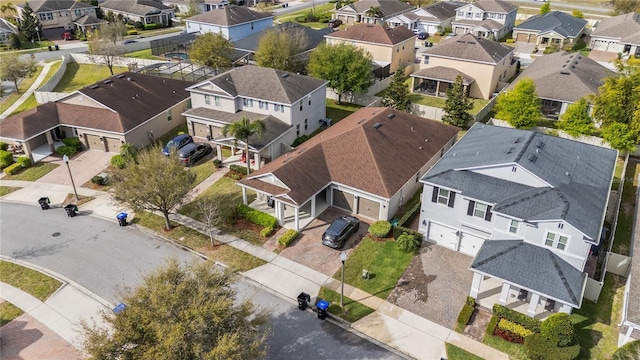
[177,142,213,166]
[321,215,360,249]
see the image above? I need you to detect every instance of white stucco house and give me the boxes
[451,0,518,40]
[184,5,272,42]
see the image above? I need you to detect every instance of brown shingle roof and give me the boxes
[239,107,460,205]
[325,23,415,45]
[421,33,513,64]
[0,103,59,140]
[471,0,517,13]
[185,5,272,26]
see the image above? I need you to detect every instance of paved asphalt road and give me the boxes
[0,202,402,360]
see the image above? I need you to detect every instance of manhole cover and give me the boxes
[52,232,61,237]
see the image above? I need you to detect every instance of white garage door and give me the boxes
[428,222,457,251]
[103,137,121,153]
[193,122,210,139]
[591,40,608,51]
[459,232,486,256]
[333,189,355,212]
[358,197,380,219]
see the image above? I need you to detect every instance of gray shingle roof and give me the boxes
[101,0,172,15]
[421,33,512,64]
[514,11,586,38]
[423,123,617,241]
[411,66,475,85]
[420,1,464,21]
[452,18,504,30]
[343,0,413,17]
[27,0,96,12]
[188,65,327,104]
[469,0,517,13]
[74,14,107,26]
[427,169,532,204]
[233,22,333,54]
[185,5,272,26]
[506,51,613,103]
[591,12,640,45]
[471,240,586,307]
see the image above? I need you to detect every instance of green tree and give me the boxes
[540,2,551,14]
[556,98,594,137]
[365,6,383,21]
[18,2,41,42]
[308,43,373,104]
[8,33,21,49]
[612,0,640,14]
[81,259,269,359]
[119,143,138,164]
[0,53,36,93]
[255,27,310,73]
[87,24,125,75]
[494,77,541,129]
[80,0,103,19]
[95,21,126,45]
[382,65,411,111]
[613,339,640,360]
[222,117,265,175]
[185,0,202,17]
[602,122,637,153]
[189,32,234,72]
[442,75,473,127]
[396,232,420,253]
[572,9,583,18]
[540,313,574,347]
[112,144,196,230]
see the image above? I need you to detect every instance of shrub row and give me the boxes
[16,156,30,168]
[0,150,13,169]
[55,145,77,157]
[62,137,81,149]
[486,315,500,337]
[524,333,580,360]
[237,204,278,228]
[498,318,534,341]
[260,226,274,237]
[278,229,298,247]
[229,164,248,175]
[292,135,309,147]
[0,141,7,151]
[493,303,541,332]
[369,220,391,238]
[3,162,22,175]
[111,154,126,169]
[396,197,421,227]
[456,303,475,332]
[144,23,161,30]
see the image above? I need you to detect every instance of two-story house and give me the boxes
[451,0,517,40]
[324,23,416,75]
[512,11,587,50]
[590,12,640,59]
[333,0,413,25]
[15,0,98,31]
[184,5,272,42]
[418,123,617,317]
[387,1,464,36]
[182,65,328,168]
[0,18,18,44]
[412,33,517,99]
[101,0,175,27]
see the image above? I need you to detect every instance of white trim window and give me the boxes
[544,232,569,251]
[39,12,54,21]
[431,186,455,207]
[508,219,519,234]
[467,200,492,221]
[204,94,211,105]
[243,98,253,107]
[214,96,220,107]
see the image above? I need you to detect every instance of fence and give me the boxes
[411,96,496,123]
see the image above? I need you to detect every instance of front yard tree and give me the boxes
[382,65,411,111]
[555,98,594,138]
[601,122,637,153]
[112,145,196,230]
[308,43,373,104]
[255,27,310,73]
[189,32,234,72]
[19,2,41,42]
[494,77,541,129]
[442,75,473,127]
[222,117,265,175]
[81,259,269,359]
[0,53,36,93]
[539,2,551,14]
[96,21,126,45]
[87,24,125,75]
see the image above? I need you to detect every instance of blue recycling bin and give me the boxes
[117,212,128,226]
[316,299,329,320]
[113,303,126,314]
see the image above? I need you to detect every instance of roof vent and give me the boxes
[387,113,395,119]
[419,146,423,150]
[565,172,571,177]
[89,85,99,89]
[127,77,132,81]
[282,73,289,78]
[560,71,570,75]
[373,123,383,129]
[506,146,515,154]
[116,74,125,78]
[514,136,523,143]
[527,154,537,163]
[103,80,112,84]
[535,140,544,149]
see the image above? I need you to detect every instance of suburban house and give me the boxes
[14,0,98,31]
[512,11,587,50]
[324,23,416,75]
[0,72,192,162]
[72,13,107,34]
[333,0,414,25]
[101,0,175,27]
[412,33,517,99]
[184,5,272,42]
[589,12,640,58]
[162,0,229,13]
[418,123,617,317]
[237,107,460,231]
[620,202,640,345]
[451,0,518,40]
[0,18,18,44]
[181,65,328,168]
[505,51,612,119]
[386,1,464,36]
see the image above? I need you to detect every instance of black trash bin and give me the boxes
[297,292,311,310]
[64,204,78,217]
[38,197,50,210]
[316,299,329,320]
[55,45,59,50]
[117,212,128,226]
[48,45,52,51]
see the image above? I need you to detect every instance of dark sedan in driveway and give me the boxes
[322,215,360,249]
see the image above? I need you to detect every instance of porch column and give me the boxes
[45,131,55,152]
[241,187,247,205]
[623,324,634,345]
[435,81,441,97]
[294,207,300,232]
[216,144,222,161]
[311,196,316,218]
[499,283,511,305]
[253,153,260,169]
[528,293,541,316]
[470,272,483,298]
[558,303,572,314]
[275,201,285,226]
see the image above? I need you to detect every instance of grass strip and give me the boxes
[318,287,374,323]
[3,163,59,181]
[0,302,24,327]
[0,261,62,301]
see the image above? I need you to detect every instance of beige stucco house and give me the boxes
[333,0,413,25]
[512,11,587,51]
[15,0,98,31]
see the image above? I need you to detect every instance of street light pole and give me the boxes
[35,26,41,44]
[63,155,79,201]
[340,251,347,308]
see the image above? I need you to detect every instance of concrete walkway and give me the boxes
[0,59,60,119]
[0,174,508,360]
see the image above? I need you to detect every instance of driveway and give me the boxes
[387,242,474,329]
[279,207,370,276]
[36,150,112,187]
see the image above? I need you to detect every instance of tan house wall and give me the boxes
[59,93,109,108]
[124,99,190,149]
[325,38,416,73]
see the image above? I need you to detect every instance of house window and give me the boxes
[424,56,430,64]
[558,223,564,229]
[75,10,82,16]
[308,99,311,106]
[545,232,569,250]
[251,22,254,29]
[259,101,264,109]
[458,11,464,16]
[475,13,482,18]
[300,102,303,111]
[431,187,455,207]
[304,118,308,130]
[167,109,172,121]
[296,124,300,137]
[39,12,54,21]
[488,13,494,19]
[498,14,504,19]
[466,12,472,18]
[243,98,253,107]
[204,94,210,105]
[508,219,519,234]
[214,96,220,107]
[467,200,492,221]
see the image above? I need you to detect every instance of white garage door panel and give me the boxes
[333,189,355,212]
[459,232,486,256]
[193,122,209,139]
[428,222,457,251]
[103,137,121,153]
[358,197,380,219]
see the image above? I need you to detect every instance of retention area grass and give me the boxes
[3,162,59,181]
[52,63,127,93]
[134,211,265,272]
[0,261,62,301]
[612,159,640,255]
[334,237,415,299]
[0,302,24,327]
[318,287,375,323]
[446,343,484,360]
[0,65,43,114]
[0,186,20,196]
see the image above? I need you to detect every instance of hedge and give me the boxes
[3,162,23,175]
[541,313,574,347]
[0,141,7,151]
[127,30,138,35]
[62,137,82,149]
[144,23,161,30]
[111,154,126,169]
[292,135,309,147]
[498,318,534,341]
[369,220,391,238]
[55,145,77,157]
[229,164,248,175]
[466,296,475,306]
[493,303,541,332]
[278,229,298,247]
[486,315,500,336]
[396,199,421,227]
[260,226,274,237]
[613,339,640,360]
[237,204,278,228]
[16,156,31,168]
[0,150,14,169]
[524,333,580,360]
[456,303,475,332]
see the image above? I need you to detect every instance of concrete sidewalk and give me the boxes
[0,60,60,120]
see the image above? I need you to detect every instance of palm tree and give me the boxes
[222,117,265,175]
[120,143,139,164]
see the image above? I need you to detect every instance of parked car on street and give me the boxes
[417,31,428,40]
[162,134,193,156]
[328,19,342,28]
[177,142,213,166]
[321,215,360,249]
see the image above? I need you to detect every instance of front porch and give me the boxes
[243,189,329,232]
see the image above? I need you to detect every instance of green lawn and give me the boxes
[52,63,127,93]
[179,176,254,219]
[446,343,485,360]
[124,49,164,60]
[39,60,63,87]
[274,3,334,24]
[133,211,266,272]
[612,157,625,191]
[0,261,62,301]
[190,160,216,186]
[318,287,375,323]
[9,93,38,115]
[325,99,362,124]
[0,302,24,327]
[3,162,59,181]
[0,186,20,196]
[335,237,415,299]
[482,333,528,359]
[0,65,43,114]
